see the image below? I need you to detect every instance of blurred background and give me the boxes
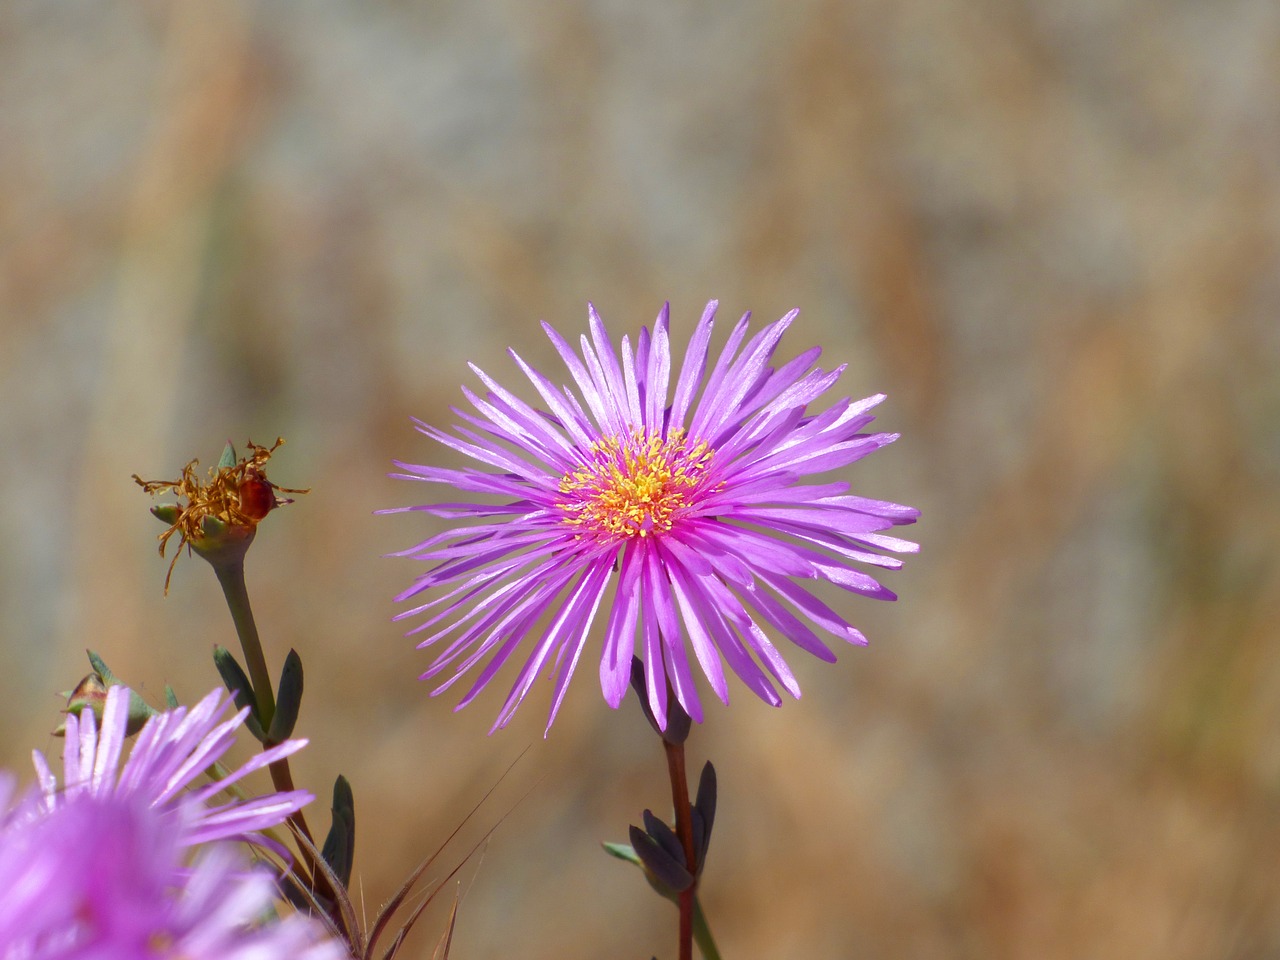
[3,1,1279,956]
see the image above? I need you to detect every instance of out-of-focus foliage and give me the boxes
[2,2,1278,957]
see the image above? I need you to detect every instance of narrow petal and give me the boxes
[600,543,643,707]
[668,301,717,433]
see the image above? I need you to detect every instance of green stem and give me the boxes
[209,552,319,857]
[692,896,722,960]
[212,557,276,728]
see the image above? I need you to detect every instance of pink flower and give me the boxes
[0,795,345,959]
[388,302,918,732]
[31,684,311,852]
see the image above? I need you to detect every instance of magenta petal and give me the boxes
[600,545,642,708]
[545,562,614,732]
[668,301,717,433]
[661,549,729,704]
[643,545,703,723]
[644,304,672,431]
[494,561,613,731]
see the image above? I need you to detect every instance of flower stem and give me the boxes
[209,555,317,853]
[211,557,276,727]
[663,738,697,960]
[692,896,722,960]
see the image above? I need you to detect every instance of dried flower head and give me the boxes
[134,438,308,590]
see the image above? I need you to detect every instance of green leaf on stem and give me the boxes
[642,809,686,866]
[602,841,723,960]
[629,823,693,893]
[212,646,267,741]
[266,648,304,743]
[602,841,642,866]
[321,774,356,889]
[693,761,716,870]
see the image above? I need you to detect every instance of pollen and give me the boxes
[557,430,713,539]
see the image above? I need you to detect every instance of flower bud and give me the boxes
[54,652,157,737]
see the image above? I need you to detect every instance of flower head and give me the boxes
[30,684,312,854]
[388,302,919,732]
[0,793,345,959]
[134,438,308,591]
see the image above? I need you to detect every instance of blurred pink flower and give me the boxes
[31,684,311,852]
[0,794,345,959]
[388,302,919,732]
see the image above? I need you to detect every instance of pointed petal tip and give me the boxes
[601,670,629,710]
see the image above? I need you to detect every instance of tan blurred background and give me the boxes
[3,1,1280,957]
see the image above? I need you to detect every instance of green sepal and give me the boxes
[212,646,267,741]
[320,775,355,889]
[266,649,303,743]
[200,515,229,538]
[629,656,692,744]
[218,441,237,469]
[150,504,182,525]
[86,650,120,685]
[164,685,179,709]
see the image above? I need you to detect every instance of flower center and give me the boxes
[557,430,713,539]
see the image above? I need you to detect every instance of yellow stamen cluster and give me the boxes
[557,430,713,539]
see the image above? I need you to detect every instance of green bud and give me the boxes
[200,515,229,539]
[60,651,157,736]
[56,672,109,736]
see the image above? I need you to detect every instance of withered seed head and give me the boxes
[133,438,308,591]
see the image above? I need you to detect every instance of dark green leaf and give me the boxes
[629,823,693,893]
[211,646,266,741]
[321,774,355,889]
[266,649,303,742]
[642,809,686,866]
